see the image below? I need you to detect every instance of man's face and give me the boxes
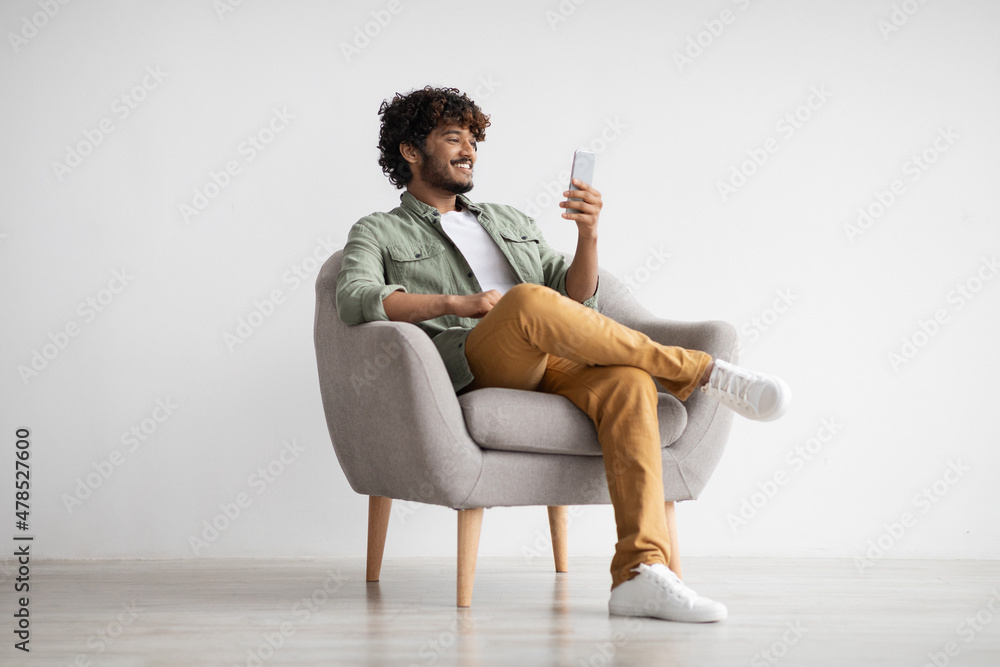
[411,124,477,194]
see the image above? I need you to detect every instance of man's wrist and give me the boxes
[441,294,456,316]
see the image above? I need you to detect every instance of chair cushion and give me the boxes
[458,387,688,456]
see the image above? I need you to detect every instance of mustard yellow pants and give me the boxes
[464,283,712,588]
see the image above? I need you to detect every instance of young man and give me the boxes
[337,86,790,623]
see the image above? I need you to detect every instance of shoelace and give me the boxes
[640,566,699,608]
[710,366,757,409]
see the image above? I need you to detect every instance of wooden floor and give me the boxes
[4,557,999,666]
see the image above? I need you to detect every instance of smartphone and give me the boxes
[567,149,595,214]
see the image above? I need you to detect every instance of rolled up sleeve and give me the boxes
[336,222,407,325]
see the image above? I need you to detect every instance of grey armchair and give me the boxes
[313,249,737,607]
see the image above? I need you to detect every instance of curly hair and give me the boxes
[377,86,491,189]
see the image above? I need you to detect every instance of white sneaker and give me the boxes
[700,358,790,421]
[608,563,727,623]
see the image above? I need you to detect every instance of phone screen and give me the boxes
[568,150,595,213]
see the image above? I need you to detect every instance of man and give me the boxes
[337,86,790,623]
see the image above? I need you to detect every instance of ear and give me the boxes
[399,141,421,166]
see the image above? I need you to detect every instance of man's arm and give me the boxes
[566,232,598,303]
[561,179,602,303]
[339,219,503,325]
[337,222,408,325]
[382,290,502,323]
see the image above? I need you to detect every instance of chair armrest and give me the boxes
[314,308,484,508]
[597,273,739,500]
[626,316,739,365]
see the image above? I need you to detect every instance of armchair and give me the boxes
[313,250,737,607]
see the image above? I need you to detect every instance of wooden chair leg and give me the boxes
[664,500,682,579]
[457,508,484,608]
[547,506,569,573]
[366,496,392,582]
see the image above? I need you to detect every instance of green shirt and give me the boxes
[337,191,600,392]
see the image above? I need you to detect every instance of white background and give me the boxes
[1,0,998,564]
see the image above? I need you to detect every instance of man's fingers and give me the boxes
[569,179,602,197]
[563,190,593,202]
[473,290,501,316]
[560,201,597,217]
[562,186,603,211]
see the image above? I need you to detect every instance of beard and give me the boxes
[418,148,474,195]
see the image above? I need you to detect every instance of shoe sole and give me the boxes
[608,602,727,623]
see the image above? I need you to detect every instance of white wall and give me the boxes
[1,0,997,565]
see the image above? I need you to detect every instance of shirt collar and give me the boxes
[400,191,482,220]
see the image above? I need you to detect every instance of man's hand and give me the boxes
[561,178,601,303]
[560,178,603,239]
[450,290,502,318]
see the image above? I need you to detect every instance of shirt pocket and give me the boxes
[497,229,544,284]
[385,241,450,293]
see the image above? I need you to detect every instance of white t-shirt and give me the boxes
[440,208,518,294]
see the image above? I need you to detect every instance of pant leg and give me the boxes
[464,283,711,398]
[538,356,673,589]
[463,283,701,587]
